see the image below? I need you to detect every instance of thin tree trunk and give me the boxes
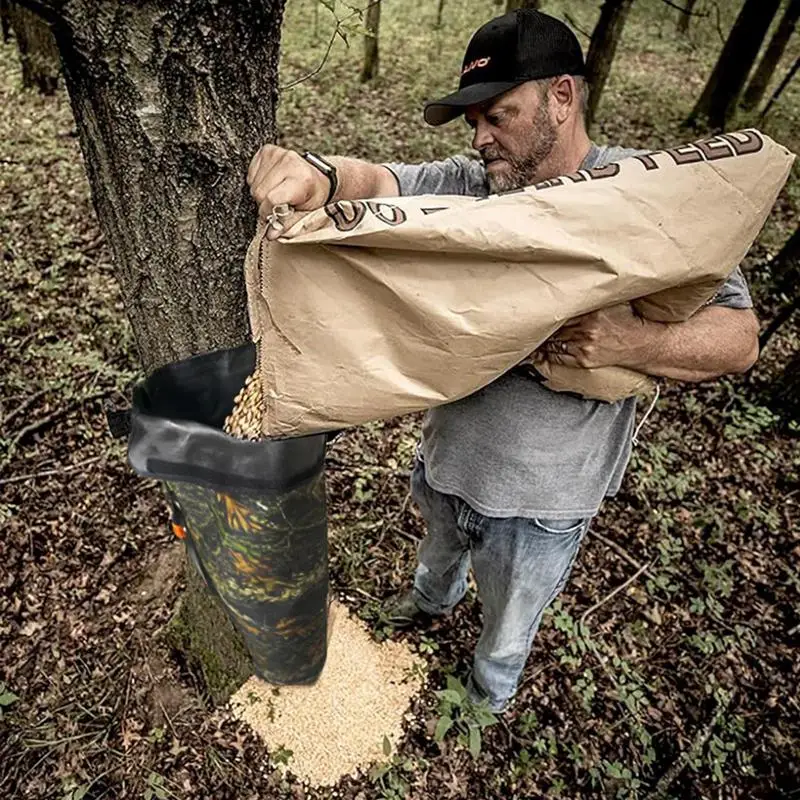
[1,0,11,43]
[760,54,800,118]
[676,0,698,35]
[759,227,800,350]
[435,0,445,28]
[360,0,380,82]
[686,0,782,129]
[584,0,635,128]
[7,1,60,93]
[39,0,286,699]
[505,0,541,12]
[741,0,800,112]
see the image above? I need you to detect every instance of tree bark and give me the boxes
[741,0,800,112]
[686,0,783,129]
[435,0,445,29]
[7,1,60,93]
[760,53,800,118]
[759,226,800,350]
[44,0,287,699]
[584,0,635,128]
[360,0,380,82]
[676,0,698,35]
[505,0,541,12]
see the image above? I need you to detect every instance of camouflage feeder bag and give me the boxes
[128,344,329,685]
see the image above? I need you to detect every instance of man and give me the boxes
[247,10,759,712]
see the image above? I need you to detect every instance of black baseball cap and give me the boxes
[424,9,586,126]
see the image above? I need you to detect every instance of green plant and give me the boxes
[0,682,19,719]
[432,675,498,759]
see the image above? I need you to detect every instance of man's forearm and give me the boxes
[327,157,400,201]
[620,306,760,382]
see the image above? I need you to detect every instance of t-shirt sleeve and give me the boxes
[708,265,753,309]
[383,155,487,197]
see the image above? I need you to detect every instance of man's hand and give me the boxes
[534,303,759,382]
[534,303,648,370]
[247,145,331,237]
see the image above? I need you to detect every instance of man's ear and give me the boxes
[550,75,576,124]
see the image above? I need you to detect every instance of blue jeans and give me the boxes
[410,457,590,712]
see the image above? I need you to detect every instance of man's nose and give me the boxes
[471,119,494,151]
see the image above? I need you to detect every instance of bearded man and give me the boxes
[247,9,759,712]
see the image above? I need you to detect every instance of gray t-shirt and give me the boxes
[384,145,753,519]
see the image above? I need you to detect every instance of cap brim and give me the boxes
[424,81,525,126]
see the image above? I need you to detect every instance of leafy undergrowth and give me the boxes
[1,1,799,798]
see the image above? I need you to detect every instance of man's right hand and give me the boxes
[247,145,331,233]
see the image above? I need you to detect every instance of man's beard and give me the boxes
[482,107,557,193]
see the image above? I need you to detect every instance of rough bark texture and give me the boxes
[686,0,782,129]
[505,0,541,12]
[53,0,285,375]
[741,0,800,111]
[360,0,380,83]
[584,0,635,128]
[7,1,60,93]
[676,0,698,35]
[46,0,287,700]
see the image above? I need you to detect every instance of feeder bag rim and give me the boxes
[128,410,327,492]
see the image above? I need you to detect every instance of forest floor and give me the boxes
[1,0,799,798]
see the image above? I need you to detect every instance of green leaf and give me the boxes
[468,725,481,759]
[0,687,19,707]
[437,689,463,706]
[73,788,87,800]
[382,735,392,757]
[445,675,467,698]
[433,715,453,742]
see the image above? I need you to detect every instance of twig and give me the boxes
[659,0,707,17]
[280,0,384,91]
[646,691,734,798]
[1,386,51,428]
[564,12,592,40]
[6,391,105,452]
[580,559,654,626]
[588,529,648,573]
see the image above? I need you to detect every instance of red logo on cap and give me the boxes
[462,57,491,76]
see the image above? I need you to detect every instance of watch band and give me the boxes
[301,151,339,205]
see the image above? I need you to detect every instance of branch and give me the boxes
[660,0,708,17]
[564,12,592,40]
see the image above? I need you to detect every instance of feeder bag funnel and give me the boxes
[127,343,329,685]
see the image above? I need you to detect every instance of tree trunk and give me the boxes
[676,0,698,35]
[759,226,800,350]
[769,350,800,426]
[360,0,380,82]
[45,0,287,699]
[741,0,800,112]
[7,1,60,93]
[505,0,541,12]
[435,0,445,29]
[1,0,11,43]
[760,53,800,118]
[584,0,635,128]
[686,0,782,129]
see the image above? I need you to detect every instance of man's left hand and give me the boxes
[534,303,649,370]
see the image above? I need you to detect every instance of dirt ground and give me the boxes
[2,1,799,798]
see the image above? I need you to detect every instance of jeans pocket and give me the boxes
[531,517,587,535]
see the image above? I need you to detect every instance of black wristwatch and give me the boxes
[301,151,339,205]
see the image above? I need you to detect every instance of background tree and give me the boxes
[584,0,635,128]
[760,53,800,118]
[505,0,541,13]
[17,0,288,699]
[5,1,59,93]
[360,0,381,82]
[741,0,800,112]
[686,0,783,129]
[435,0,445,29]
[676,0,699,35]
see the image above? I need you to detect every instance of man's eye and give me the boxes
[487,114,503,127]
